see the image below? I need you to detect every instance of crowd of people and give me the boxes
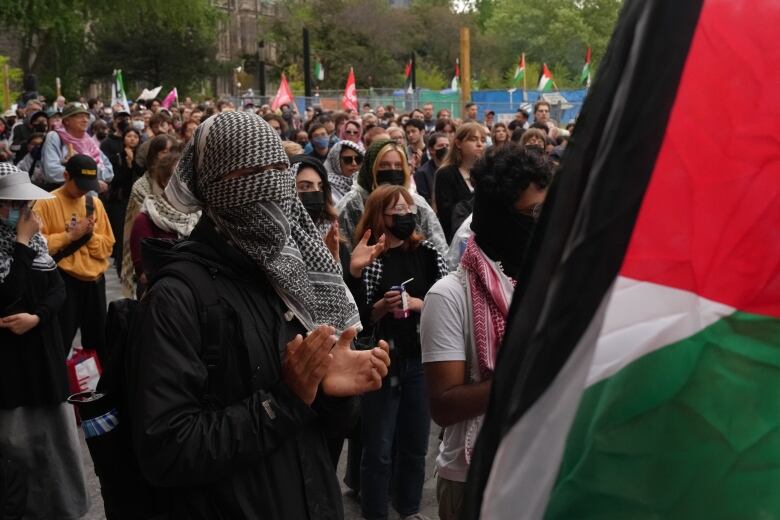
[0,91,565,519]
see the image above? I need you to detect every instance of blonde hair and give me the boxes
[440,121,486,168]
[371,142,410,190]
[282,141,304,159]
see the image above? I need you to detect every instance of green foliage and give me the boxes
[0,0,223,98]
[415,61,449,90]
[478,0,620,88]
[85,1,223,96]
[0,0,92,98]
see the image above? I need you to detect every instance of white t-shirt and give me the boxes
[420,270,473,482]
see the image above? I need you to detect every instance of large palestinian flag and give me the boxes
[464,0,780,518]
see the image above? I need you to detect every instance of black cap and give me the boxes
[65,154,100,192]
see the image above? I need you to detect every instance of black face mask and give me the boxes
[375,169,405,186]
[472,193,538,279]
[30,145,42,161]
[117,119,130,133]
[389,213,416,240]
[435,147,448,162]
[525,145,544,155]
[298,191,326,221]
[96,130,108,140]
[32,123,47,133]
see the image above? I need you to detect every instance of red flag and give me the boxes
[271,74,294,111]
[342,67,358,111]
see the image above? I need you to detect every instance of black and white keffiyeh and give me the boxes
[325,140,364,202]
[0,164,55,283]
[166,111,361,333]
[362,240,449,305]
[141,195,200,238]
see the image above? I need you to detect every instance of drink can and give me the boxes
[391,284,409,319]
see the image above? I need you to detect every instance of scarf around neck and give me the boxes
[459,236,516,463]
[0,222,55,283]
[53,124,103,167]
[141,194,200,238]
[460,235,516,380]
[166,111,361,333]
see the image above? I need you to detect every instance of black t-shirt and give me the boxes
[369,245,439,359]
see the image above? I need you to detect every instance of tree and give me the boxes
[477,0,621,88]
[85,1,224,96]
[0,0,92,98]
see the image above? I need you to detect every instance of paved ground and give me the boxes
[78,269,440,519]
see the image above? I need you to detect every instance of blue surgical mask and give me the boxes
[2,207,20,229]
[312,136,330,149]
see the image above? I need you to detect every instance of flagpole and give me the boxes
[522,53,527,102]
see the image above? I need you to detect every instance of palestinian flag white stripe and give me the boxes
[587,277,735,385]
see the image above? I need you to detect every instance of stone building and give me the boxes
[212,0,278,98]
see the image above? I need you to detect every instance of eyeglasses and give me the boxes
[341,155,363,165]
[518,202,544,220]
[385,205,417,216]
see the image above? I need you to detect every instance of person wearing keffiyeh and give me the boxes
[127,111,390,519]
[0,162,89,520]
[419,144,552,520]
[324,140,365,205]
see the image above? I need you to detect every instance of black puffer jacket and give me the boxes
[127,216,357,519]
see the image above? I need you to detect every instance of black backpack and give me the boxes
[68,259,230,520]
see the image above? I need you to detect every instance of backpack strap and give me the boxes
[150,261,228,402]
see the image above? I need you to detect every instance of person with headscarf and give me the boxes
[0,163,88,519]
[127,111,391,519]
[129,151,199,297]
[338,119,363,144]
[336,138,448,258]
[419,145,552,520]
[324,140,365,204]
[119,133,178,297]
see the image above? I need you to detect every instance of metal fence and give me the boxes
[231,87,588,126]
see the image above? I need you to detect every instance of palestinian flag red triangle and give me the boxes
[465,0,780,518]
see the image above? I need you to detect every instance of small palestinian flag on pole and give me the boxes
[314,60,325,82]
[513,53,526,85]
[465,0,780,518]
[451,58,460,91]
[111,69,130,113]
[536,63,556,92]
[404,58,413,94]
[580,46,592,87]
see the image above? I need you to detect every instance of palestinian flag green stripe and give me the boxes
[549,310,780,519]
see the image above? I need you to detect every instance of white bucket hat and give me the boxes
[0,163,54,201]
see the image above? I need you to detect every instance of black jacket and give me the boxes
[127,217,357,519]
[0,243,68,408]
[434,164,473,242]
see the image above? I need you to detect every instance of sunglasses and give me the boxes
[344,130,359,136]
[341,155,363,165]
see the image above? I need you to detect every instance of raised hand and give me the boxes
[325,220,340,262]
[322,327,390,397]
[282,325,336,405]
[349,229,386,278]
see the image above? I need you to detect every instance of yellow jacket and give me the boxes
[35,187,115,281]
